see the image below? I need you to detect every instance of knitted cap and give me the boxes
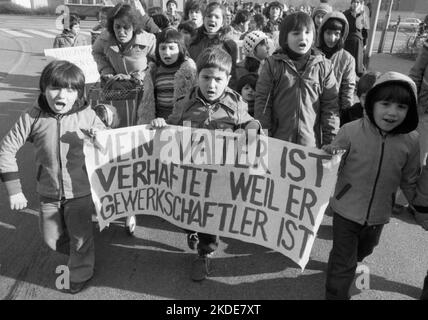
[243,30,269,56]
[312,3,333,18]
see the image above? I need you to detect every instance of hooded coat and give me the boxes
[329,72,420,226]
[317,12,357,114]
[137,57,197,124]
[254,45,339,148]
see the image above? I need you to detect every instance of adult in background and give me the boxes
[343,0,367,77]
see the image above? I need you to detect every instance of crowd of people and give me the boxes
[0,0,427,300]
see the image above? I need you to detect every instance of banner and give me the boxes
[83,125,340,269]
[44,45,100,84]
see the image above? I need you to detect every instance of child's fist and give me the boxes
[322,144,347,155]
[9,192,28,211]
[151,118,168,128]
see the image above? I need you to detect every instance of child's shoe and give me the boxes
[66,277,92,294]
[187,232,199,250]
[191,252,211,282]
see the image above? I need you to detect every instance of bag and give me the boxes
[101,78,138,101]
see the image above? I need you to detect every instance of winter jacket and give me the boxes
[254,49,340,147]
[409,40,428,115]
[329,72,420,226]
[141,14,161,34]
[92,30,156,80]
[53,30,89,48]
[318,12,357,113]
[137,57,197,124]
[0,101,105,200]
[167,86,259,131]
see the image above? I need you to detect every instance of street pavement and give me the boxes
[0,14,427,301]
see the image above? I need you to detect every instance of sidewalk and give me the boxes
[368,53,415,74]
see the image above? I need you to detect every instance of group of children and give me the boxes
[0,1,427,300]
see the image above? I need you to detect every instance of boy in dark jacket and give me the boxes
[151,47,260,282]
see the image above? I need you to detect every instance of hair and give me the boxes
[237,73,258,93]
[356,71,380,97]
[38,60,86,113]
[184,0,206,21]
[252,13,267,30]
[152,13,171,30]
[62,14,80,29]
[178,20,198,35]
[155,28,187,67]
[196,47,232,75]
[365,81,418,134]
[233,9,251,25]
[106,3,144,37]
[319,18,346,50]
[279,12,315,51]
[166,0,178,7]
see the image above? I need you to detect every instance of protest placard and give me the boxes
[44,45,100,84]
[83,125,340,270]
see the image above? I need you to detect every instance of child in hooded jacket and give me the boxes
[317,11,356,123]
[137,28,197,124]
[255,12,339,148]
[323,72,420,300]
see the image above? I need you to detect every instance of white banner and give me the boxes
[83,125,340,270]
[44,45,100,84]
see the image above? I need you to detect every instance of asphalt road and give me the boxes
[0,14,427,301]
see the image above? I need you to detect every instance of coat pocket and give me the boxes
[336,183,351,200]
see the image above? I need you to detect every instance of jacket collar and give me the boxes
[272,48,325,64]
[191,87,238,113]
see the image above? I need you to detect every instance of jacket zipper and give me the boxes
[295,76,302,143]
[57,116,65,199]
[365,134,386,222]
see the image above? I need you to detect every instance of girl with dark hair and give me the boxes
[184,0,205,28]
[92,3,156,88]
[0,60,106,294]
[317,12,356,123]
[137,28,197,123]
[187,2,238,89]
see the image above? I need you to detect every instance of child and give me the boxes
[137,28,197,124]
[323,71,420,300]
[91,6,111,44]
[237,30,270,79]
[53,14,89,48]
[187,2,238,90]
[412,160,428,300]
[341,71,379,125]
[255,12,339,148]
[177,20,197,48]
[317,12,357,123]
[263,1,283,35]
[166,0,182,28]
[151,47,260,282]
[237,73,258,116]
[0,60,105,294]
[183,0,205,28]
[312,3,332,34]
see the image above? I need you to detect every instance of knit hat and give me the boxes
[243,30,269,57]
[312,3,333,18]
